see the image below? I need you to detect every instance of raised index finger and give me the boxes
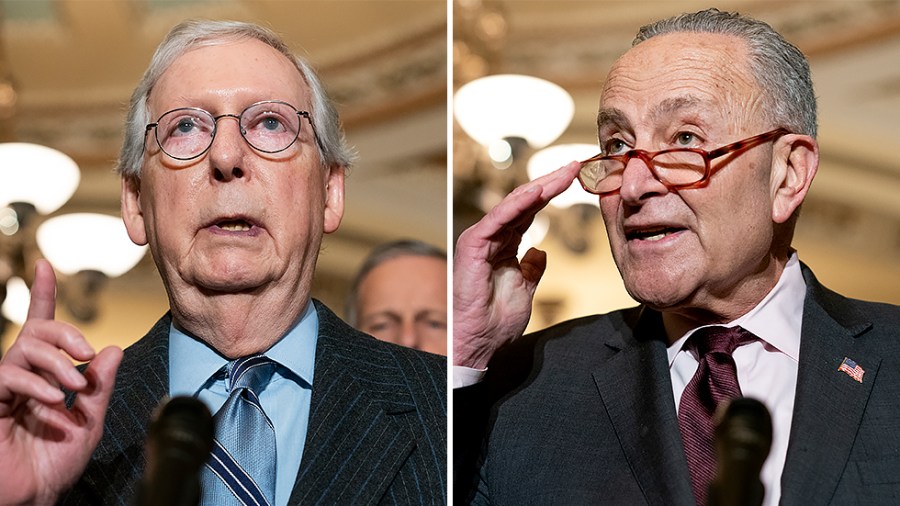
[26,259,57,321]
[478,160,582,238]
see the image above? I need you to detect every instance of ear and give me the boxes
[323,165,345,234]
[121,176,148,245]
[770,134,818,224]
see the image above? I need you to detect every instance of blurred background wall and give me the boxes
[453,0,900,332]
[0,0,446,352]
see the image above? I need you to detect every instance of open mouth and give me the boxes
[216,219,253,232]
[625,226,685,242]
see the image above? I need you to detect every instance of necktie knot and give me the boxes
[688,325,756,358]
[227,354,277,394]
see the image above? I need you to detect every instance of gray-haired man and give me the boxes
[454,9,899,505]
[0,20,445,505]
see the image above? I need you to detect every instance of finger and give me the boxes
[10,329,90,391]
[26,259,57,321]
[476,161,582,241]
[524,159,582,202]
[0,366,66,407]
[11,319,96,365]
[70,346,122,429]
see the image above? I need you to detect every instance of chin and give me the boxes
[193,265,271,293]
[621,267,696,311]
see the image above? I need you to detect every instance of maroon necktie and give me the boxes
[678,326,755,506]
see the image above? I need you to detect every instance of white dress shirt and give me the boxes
[668,253,806,506]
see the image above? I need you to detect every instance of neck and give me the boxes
[170,288,310,358]
[659,251,790,344]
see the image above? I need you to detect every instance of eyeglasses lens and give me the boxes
[239,102,302,153]
[155,102,302,160]
[579,150,707,194]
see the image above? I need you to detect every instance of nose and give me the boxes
[617,151,669,205]
[207,114,247,182]
[399,321,420,350]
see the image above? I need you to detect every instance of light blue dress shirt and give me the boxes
[169,301,318,506]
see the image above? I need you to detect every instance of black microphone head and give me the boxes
[709,397,773,506]
[147,396,215,471]
[715,397,772,468]
[140,396,214,506]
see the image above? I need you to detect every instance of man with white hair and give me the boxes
[0,20,445,505]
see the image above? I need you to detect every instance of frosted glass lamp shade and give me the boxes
[0,143,80,214]
[36,213,147,277]
[2,276,30,325]
[527,144,601,208]
[454,74,574,149]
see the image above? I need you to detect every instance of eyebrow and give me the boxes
[596,108,630,132]
[597,96,704,133]
[415,310,448,321]
[651,96,702,124]
[361,312,402,324]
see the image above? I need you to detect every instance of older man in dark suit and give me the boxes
[454,9,899,506]
[0,20,445,505]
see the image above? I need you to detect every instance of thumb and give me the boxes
[520,248,547,289]
[71,346,123,431]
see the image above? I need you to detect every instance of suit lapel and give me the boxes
[592,309,695,506]
[98,314,170,455]
[67,314,171,503]
[780,271,879,505]
[289,301,417,504]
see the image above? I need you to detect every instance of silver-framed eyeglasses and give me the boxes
[145,100,314,161]
[578,127,790,196]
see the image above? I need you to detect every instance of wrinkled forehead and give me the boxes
[599,32,761,131]
[149,38,311,115]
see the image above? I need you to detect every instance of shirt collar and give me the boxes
[169,301,319,397]
[666,253,806,366]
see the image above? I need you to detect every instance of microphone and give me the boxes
[137,396,214,506]
[708,397,773,506]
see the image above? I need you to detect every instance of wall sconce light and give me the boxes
[453,73,602,258]
[37,213,147,321]
[0,142,147,340]
[0,142,80,217]
[454,74,574,167]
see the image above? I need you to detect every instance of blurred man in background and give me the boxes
[348,239,447,355]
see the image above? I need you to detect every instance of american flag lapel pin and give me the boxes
[838,357,865,383]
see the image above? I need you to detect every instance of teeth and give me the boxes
[219,221,251,231]
[629,227,678,241]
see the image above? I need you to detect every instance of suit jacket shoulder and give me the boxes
[288,300,447,505]
[781,265,900,505]
[457,307,694,506]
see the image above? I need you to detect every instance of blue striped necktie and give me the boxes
[202,355,277,506]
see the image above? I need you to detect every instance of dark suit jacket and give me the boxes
[62,300,447,505]
[455,265,900,505]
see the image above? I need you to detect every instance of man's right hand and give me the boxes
[0,259,123,505]
[453,161,582,369]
